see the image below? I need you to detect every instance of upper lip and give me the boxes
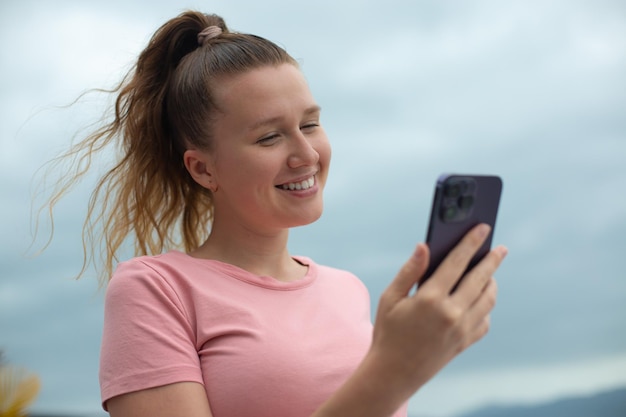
[276,171,317,186]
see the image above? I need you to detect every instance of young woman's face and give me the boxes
[207,63,331,233]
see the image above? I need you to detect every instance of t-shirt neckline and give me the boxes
[169,250,317,291]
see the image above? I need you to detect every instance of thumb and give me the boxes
[385,244,430,301]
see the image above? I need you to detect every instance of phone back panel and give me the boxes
[422,174,502,284]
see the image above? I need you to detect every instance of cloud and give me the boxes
[1,0,625,415]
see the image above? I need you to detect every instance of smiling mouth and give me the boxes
[276,176,315,191]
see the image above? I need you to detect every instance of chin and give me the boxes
[287,208,324,228]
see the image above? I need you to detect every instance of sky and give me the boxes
[1,0,625,416]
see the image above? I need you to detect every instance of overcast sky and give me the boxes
[1,1,625,416]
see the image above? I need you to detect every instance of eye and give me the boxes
[300,122,320,132]
[256,133,280,146]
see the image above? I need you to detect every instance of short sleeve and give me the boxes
[99,258,203,410]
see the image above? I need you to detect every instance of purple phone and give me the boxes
[420,174,503,287]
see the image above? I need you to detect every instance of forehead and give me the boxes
[212,64,316,127]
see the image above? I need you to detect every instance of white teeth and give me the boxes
[281,176,315,191]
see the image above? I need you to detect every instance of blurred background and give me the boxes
[1,0,625,416]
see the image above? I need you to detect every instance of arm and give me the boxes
[107,382,213,417]
[313,224,507,417]
[106,224,506,417]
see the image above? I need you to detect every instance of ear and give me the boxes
[183,149,218,192]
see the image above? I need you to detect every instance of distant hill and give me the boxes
[456,386,626,417]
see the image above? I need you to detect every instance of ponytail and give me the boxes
[41,11,297,285]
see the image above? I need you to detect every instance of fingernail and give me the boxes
[497,246,508,258]
[478,224,491,237]
[413,243,425,260]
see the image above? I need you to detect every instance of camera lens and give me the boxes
[441,205,457,221]
[444,183,461,198]
[458,195,474,210]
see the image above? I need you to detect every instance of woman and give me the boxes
[50,10,507,417]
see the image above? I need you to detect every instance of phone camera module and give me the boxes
[440,177,477,223]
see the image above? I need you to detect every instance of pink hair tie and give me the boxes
[198,26,223,46]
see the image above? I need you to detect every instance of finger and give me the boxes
[464,278,498,332]
[383,243,429,303]
[427,223,491,294]
[452,245,507,309]
[453,280,497,353]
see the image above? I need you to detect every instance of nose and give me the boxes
[287,132,319,168]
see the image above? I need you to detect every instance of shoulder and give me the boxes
[105,251,262,308]
[110,250,205,285]
[106,251,198,304]
[308,257,363,283]
[317,263,363,284]
[300,256,370,297]
[113,250,190,276]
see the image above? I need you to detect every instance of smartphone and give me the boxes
[420,174,503,287]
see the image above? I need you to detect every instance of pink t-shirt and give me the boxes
[100,251,407,417]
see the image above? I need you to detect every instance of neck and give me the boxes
[190,217,304,282]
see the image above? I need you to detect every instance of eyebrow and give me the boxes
[248,105,322,131]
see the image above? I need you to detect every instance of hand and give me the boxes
[370,224,508,399]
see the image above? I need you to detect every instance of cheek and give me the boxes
[216,151,279,189]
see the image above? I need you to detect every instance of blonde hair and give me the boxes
[42,10,297,285]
